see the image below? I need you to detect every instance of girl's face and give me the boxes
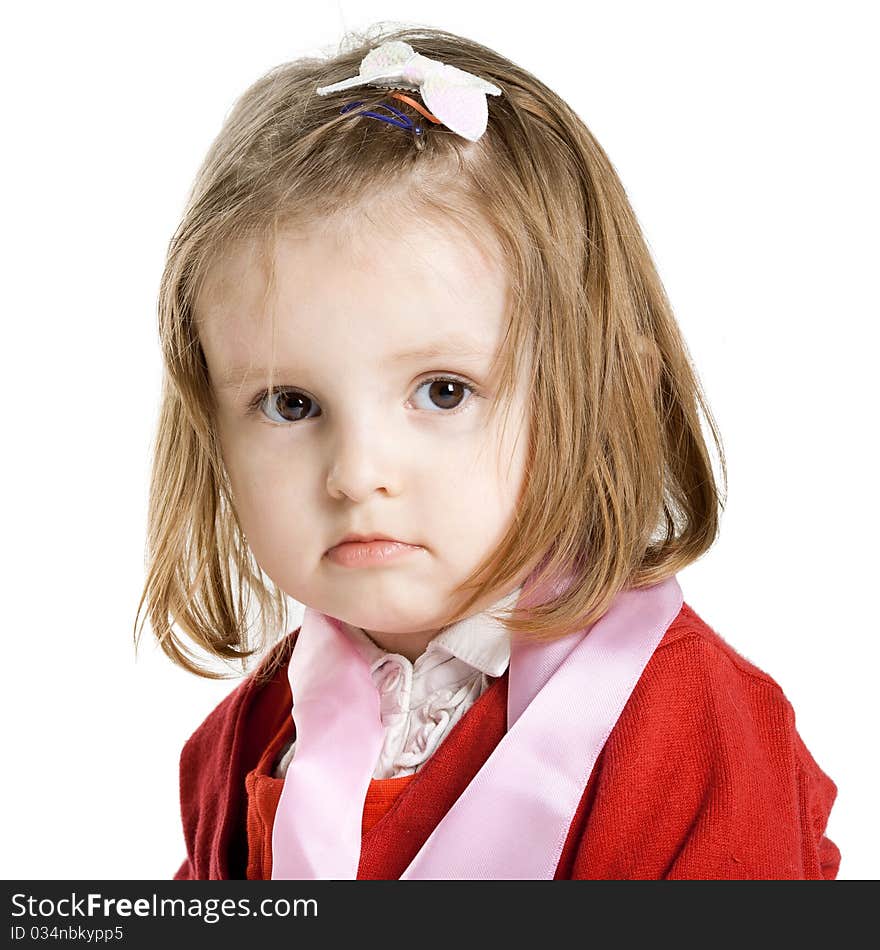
[197,213,533,660]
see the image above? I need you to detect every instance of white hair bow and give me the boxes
[316,40,502,142]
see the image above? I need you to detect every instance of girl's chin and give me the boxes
[338,612,432,635]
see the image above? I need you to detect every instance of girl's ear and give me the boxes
[636,335,661,391]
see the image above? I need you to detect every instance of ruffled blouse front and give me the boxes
[274,587,519,780]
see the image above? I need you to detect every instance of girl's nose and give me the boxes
[324,426,403,502]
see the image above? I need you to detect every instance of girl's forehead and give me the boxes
[196,214,512,376]
[199,214,508,332]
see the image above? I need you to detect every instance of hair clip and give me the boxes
[317,40,502,142]
[339,99,423,134]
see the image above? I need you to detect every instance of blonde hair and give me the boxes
[134,23,727,679]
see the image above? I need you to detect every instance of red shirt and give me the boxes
[174,601,840,880]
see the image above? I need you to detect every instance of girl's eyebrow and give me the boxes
[386,336,492,364]
[216,335,491,389]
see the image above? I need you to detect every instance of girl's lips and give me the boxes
[325,539,423,568]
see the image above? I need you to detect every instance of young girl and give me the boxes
[137,25,839,880]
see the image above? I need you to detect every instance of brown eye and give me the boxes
[413,377,475,413]
[260,389,319,423]
[430,379,465,409]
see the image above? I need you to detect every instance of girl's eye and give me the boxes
[253,389,320,424]
[250,376,476,424]
[410,376,476,413]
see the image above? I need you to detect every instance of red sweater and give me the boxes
[174,602,840,880]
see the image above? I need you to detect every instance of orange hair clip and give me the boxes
[388,92,442,124]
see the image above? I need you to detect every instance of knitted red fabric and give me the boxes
[174,603,840,880]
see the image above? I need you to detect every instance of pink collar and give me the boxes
[271,573,683,879]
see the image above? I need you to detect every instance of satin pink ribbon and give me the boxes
[272,572,683,879]
[270,611,385,879]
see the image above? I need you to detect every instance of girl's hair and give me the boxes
[134,23,727,679]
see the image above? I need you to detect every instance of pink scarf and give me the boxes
[271,570,683,879]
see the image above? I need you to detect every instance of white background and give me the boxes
[2,0,876,880]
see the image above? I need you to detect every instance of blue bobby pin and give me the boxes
[339,100,423,135]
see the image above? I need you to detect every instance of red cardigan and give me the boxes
[173,602,840,880]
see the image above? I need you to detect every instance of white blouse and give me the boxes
[274,587,520,780]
